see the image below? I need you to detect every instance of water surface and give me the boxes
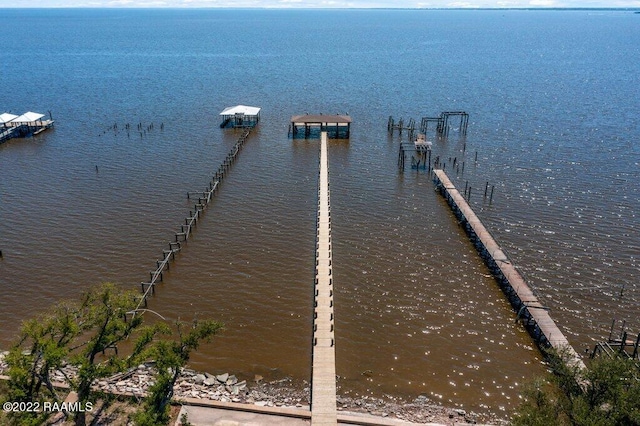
[1,8,639,417]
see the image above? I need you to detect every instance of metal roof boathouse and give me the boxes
[219,105,261,128]
[289,114,351,139]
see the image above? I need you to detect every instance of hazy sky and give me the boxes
[0,0,638,7]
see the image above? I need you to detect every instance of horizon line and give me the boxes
[1,6,639,9]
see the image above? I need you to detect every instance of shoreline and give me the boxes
[0,353,500,424]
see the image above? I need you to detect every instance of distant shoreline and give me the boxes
[1,7,639,11]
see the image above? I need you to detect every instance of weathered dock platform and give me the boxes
[591,320,640,361]
[433,169,584,369]
[0,126,19,143]
[398,133,432,171]
[311,131,337,425]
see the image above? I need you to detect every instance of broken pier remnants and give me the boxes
[388,111,469,141]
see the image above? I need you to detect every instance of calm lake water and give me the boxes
[1,8,638,418]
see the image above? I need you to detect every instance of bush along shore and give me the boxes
[1,351,491,425]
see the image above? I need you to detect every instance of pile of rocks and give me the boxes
[173,370,248,401]
[0,354,309,410]
[174,370,310,409]
[0,351,8,372]
[335,393,488,424]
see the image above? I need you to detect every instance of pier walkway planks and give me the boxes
[311,131,337,425]
[433,169,584,369]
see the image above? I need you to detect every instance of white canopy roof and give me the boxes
[13,111,45,123]
[219,105,261,116]
[0,113,18,124]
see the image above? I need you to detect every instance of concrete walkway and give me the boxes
[175,403,450,426]
[176,404,310,425]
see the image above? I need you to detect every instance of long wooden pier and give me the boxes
[433,169,585,369]
[311,131,337,425]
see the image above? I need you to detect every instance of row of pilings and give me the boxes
[132,128,253,314]
[391,112,502,208]
[397,145,499,206]
[101,121,164,139]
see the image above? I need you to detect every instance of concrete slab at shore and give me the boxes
[175,404,449,426]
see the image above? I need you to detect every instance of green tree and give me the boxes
[513,351,640,426]
[68,283,151,426]
[134,319,223,426]
[2,283,157,426]
[2,283,223,426]
[2,301,89,426]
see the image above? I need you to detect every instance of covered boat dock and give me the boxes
[0,111,54,144]
[289,114,351,139]
[219,105,261,128]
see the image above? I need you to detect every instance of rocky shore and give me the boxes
[1,352,496,424]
